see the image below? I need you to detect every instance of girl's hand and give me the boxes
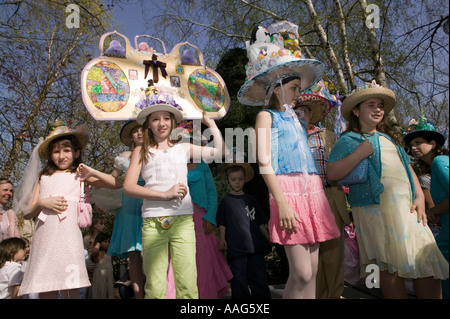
[201,112,215,127]
[166,183,188,200]
[411,198,427,226]
[218,239,227,251]
[278,202,301,234]
[203,220,214,235]
[354,139,374,160]
[40,196,68,214]
[76,163,94,181]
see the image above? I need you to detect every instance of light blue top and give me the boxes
[328,131,414,207]
[187,161,218,226]
[430,155,449,254]
[263,109,318,175]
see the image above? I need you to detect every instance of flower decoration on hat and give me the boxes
[403,109,446,147]
[133,85,184,124]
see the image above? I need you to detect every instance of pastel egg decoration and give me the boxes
[85,61,130,112]
[188,69,226,113]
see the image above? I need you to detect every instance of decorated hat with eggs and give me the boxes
[237,22,325,107]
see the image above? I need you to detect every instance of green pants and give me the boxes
[142,215,198,299]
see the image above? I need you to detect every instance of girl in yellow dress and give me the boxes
[327,82,448,298]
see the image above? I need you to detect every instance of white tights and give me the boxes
[283,243,320,299]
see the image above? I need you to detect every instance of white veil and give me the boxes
[12,138,43,217]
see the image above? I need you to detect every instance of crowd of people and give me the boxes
[0,20,448,300]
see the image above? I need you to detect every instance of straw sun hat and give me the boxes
[38,120,88,159]
[340,81,396,122]
[219,162,254,183]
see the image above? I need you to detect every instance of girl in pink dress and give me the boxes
[17,122,119,299]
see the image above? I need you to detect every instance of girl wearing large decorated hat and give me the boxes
[15,121,119,299]
[327,81,448,298]
[239,23,340,299]
[123,88,226,299]
[403,114,449,299]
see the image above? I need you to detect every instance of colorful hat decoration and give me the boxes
[295,80,340,124]
[134,86,184,124]
[267,20,302,58]
[38,120,88,159]
[403,111,446,147]
[119,121,142,147]
[237,23,325,107]
[340,80,396,122]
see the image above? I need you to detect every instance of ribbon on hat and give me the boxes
[143,54,167,83]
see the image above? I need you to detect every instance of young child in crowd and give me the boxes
[106,121,145,299]
[166,122,232,299]
[0,237,26,299]
[237,24,340,299]
[327,81,449,298]
[217,162,271,299]
[123,90,225,299]
[294,81,351,299]
[403,114,449,298]
[89,232,115,299]
[17,121,119,299]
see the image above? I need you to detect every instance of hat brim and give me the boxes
[38,132,88,159]
[219,163,254,183]
[136,104,184,125]
[237,59,326,106]
[341,87,396,122]
[120,121,141,147]
[296,94,331,124]
[403,130,446,148]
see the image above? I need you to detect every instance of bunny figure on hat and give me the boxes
[16,120,119,299]
[327,82,449,299]
[123,86,226,299]
[240,22,340,299]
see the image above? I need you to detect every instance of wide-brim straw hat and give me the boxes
[38,121,88,159]
[120,121,141,147]
[219,162,254,183]
[237,59,325,107]
[135,93,184,125]
[296,94,331,124]
[341,82,396,122]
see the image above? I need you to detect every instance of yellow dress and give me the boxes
[353,136,448,279]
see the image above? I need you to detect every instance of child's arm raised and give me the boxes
[123,146,188,201]
[186,114,227,162]
[76,164,122,189]
[255,111,301,234]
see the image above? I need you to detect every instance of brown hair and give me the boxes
[0,237,26,268]
[139,113,181,164]
[40,135,82,177]
[346,102,403,145]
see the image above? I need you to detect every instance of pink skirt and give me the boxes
[269,173,340,245]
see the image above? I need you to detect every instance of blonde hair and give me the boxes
[139,113,181,164]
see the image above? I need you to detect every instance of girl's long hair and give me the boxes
[39,135,83,177]
[345,102,403,145]
[139,113,180,164]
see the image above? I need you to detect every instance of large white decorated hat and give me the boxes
[134,86,184,124]
[237,24,325,107]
